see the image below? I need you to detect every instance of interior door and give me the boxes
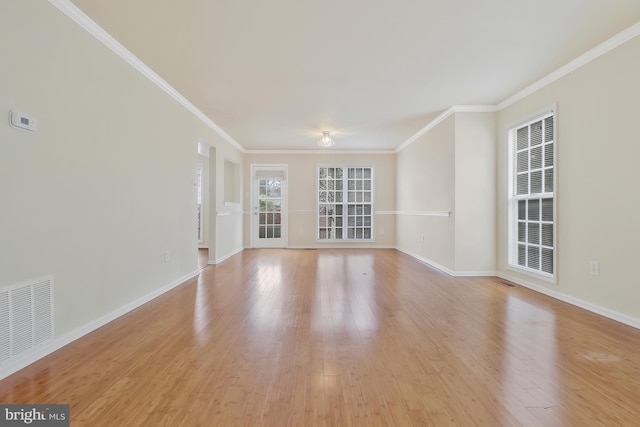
[252,166,287,248]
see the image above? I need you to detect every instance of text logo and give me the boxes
[0,405,69,426]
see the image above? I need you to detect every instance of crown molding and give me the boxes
[48,0,246,153]
[394,106,455,153]
[395,105,496,153]
[46,0,640,155]
[497,21,640,110]
[450,105,499,113]
[396,21,640,153]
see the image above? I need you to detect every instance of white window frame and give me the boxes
[507,107,557,282]
[317,165,375,241]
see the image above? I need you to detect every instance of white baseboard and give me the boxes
[398,247,640,330]
[396,247,456,275]
[208,247,244,265]
[498,272,640,330]
[0,269,199,381]
[395,247,496,277]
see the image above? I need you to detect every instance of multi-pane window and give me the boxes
[258,179,282,239]
[318,166,373,240]
[509,111,555,278]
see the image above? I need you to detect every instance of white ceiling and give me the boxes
[70,0,640,151]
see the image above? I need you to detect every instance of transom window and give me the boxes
[508,111,555,279]
[317,166,374,241]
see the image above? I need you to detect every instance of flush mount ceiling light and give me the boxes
[317,131,335,148]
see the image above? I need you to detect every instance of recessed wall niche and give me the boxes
[224,160,240,205]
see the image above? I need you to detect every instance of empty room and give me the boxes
[2,0,640,425]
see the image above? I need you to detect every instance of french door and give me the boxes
[251,165,287,248]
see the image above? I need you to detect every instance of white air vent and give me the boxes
[0,277,54,365]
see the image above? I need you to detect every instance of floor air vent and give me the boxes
[0,277,54,366]
[495,279,517,288]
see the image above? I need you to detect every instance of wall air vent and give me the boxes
[0,277,54,366]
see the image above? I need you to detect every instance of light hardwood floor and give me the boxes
[198,248,209,270]
[2,249,640,426]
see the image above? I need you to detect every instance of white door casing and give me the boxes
[251,165,287,248]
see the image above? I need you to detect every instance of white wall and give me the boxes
[396,112,497,275]
[243,153,396,248]
[497,34,640,324]
[0,0,243,350]
[454,113,497,273]
[208,146,244,264]
[396,116,456,270]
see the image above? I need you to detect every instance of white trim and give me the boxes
[396,210,451,217]
[197,140,210,158]
[316,165,375,242]
[44,2,640,155]
[224,201,241,207]
[497,21,640,110]
[395,107,454,153]
[0,269,199,381]
[396,23,640,153]
[505,264,555,284]
[399,245,640,330]
[208,247,244,265]
[451,105,499,113]
[506,107,557,282]
[396,247,496,277]
[47,0,245,153]
[250,164,289,248]
[374,211,396,215]
[396,247,456,276]
[498,272,640,330]
[396,105,497,153]
[504,104,557,131]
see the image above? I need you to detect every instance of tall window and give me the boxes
[508,111,555,279]
[318,166,373,241]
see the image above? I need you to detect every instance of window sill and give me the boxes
[506,264,556,284]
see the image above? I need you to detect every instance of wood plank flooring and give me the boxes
[2,249,640,426]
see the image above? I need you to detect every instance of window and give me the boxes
[258,178,282,239]
[318,166,373,241]
[508,111,555,279]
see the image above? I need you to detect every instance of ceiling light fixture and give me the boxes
[317,131,335,148]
